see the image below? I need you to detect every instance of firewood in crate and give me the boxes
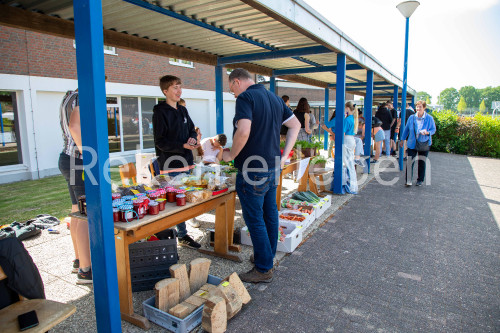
[200,283,217,293]
[154,278,179,312]
[213,281,242,319]
[168,301,198,319]
[189,258,211,294]
[223,272,251,305]
[169,264,190,302]
[202,295,227,333]
[184,293,207,308]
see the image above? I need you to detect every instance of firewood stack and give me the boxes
[153,258,251,333]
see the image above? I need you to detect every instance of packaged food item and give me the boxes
[202,190,212,200]
[185,190,203,203]
[155,198,166,211]
[148,201,159,215]
[176,194,186,206]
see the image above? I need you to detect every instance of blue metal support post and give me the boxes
[324,88,329,150]
[270,76,276,94]
[73,1,121,331]
[215,65,224,134]
[333,53,346,194]
[393,85,398,146]
[399,17,410,170]
[364,71,374,173]
[0,102,5,146]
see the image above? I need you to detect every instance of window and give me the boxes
[121,97,140,151]
[169,58,194,68]
[0,91,22,166]
[73,40,117,55]
[141,98,156,149]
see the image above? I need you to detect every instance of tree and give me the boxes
[459,86,480,108]
[479,86,500,110]
[425,96,431,106]
[438,88,460,110]
[416,91,431,104]
[457,96,467,112]
[479,100,486,113]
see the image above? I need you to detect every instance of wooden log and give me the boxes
[169,264,190,302]
[202,295,227,333]
[193,289,212,300]
[224,272,251,305]
[168,301,198,319]
[154,278,179,312]
[189,258,211,294]
[213,281,242,319]
[184,294,207,308]
[200,283,217,293]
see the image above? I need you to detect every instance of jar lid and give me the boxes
[149,201,158,206]
[176,194,186,198]
[120,205,133,210]
[122,195,135,200]
[112,208,120,212]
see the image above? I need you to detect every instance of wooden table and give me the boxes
[308,167,334,195]
[276,160,309,210]
[71,189,240,329]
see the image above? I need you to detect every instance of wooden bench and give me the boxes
[0,265,76,333]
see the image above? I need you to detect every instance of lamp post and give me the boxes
[397,0,419,170]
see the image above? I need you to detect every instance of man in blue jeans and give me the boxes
[223,69,300,283]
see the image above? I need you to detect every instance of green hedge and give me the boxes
[431,111,500,158]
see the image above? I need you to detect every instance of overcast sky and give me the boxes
[302,0,500,105]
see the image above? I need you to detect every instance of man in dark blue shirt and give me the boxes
[223,69,300,283]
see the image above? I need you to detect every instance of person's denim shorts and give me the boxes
[374,129,385,143]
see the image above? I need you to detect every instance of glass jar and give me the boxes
[176,194,186,206]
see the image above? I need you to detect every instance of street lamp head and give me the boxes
[397,1,420,18]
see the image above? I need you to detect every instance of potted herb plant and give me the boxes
[310,155,327,170]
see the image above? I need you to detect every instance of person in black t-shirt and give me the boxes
[223,69,300,283]
[387,101,398,156]
[375,103,393,156]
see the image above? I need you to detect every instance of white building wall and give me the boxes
[0,74,236,184]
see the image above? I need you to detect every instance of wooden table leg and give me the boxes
[298,163,310,192]
[319,174,326,192]
[115,230,151,329]
[226,192,241,252]
[198,197,241,262]
[276,170,284,211]
[309,173,319,195]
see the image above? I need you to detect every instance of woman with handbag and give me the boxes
[400,100,436,186]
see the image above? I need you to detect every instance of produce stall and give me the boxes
[71,164,239,329]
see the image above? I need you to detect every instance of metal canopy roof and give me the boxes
[0,0,416,103]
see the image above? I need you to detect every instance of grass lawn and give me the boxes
[0,172,122,226]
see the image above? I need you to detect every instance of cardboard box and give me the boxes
[313,195,332,219]
[240,221,303,253]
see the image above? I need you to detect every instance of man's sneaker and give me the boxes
[416,180,423,186]
[190,219,201,228]
[72,259,80,274]
[405,181,412,187]
[178,235,201,249]
[77,268,93,284]
[239,267,273,283]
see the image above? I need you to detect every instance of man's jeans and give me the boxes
[168,171,189,238]
[236,170,279,273]
[383,129,391,156]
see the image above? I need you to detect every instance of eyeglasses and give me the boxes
[229,80,236,95]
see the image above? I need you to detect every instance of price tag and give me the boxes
[221,281,230,287]
[144,186,153,191]
[297,225,303,229]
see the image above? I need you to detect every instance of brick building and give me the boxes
[0,25,346,183]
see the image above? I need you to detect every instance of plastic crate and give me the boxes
[129,229,178,292]
[143,275,222,333]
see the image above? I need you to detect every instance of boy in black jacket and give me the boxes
[152,75,201,248]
